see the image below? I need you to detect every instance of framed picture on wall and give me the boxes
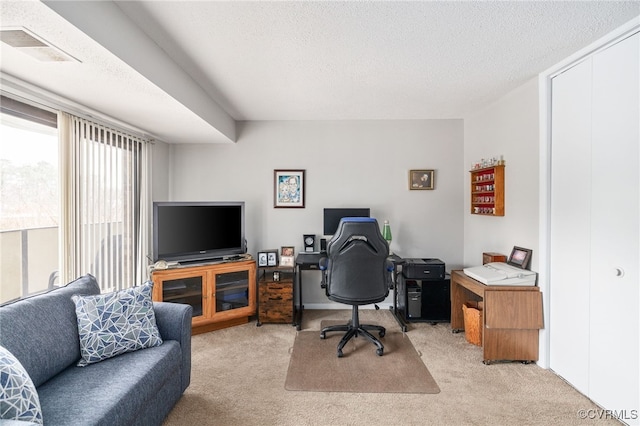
[274,169,305,208]
[409,169,435,190]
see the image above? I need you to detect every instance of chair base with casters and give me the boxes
[320,305,386,357]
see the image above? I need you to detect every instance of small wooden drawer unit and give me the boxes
[257,266,294,325]
[482,252,507,265]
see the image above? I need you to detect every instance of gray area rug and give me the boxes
[285,320,440,394]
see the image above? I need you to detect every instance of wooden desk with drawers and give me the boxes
[450,270,543,364]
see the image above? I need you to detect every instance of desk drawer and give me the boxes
[259,282,293,300]
[259,300,293,320]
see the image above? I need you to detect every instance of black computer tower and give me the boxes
[407,285,422,319]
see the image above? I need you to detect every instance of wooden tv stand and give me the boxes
[152,259,256,335]
[450,270,543,364]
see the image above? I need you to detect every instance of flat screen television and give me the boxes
[153,201,246,263]
[323,207,371,235]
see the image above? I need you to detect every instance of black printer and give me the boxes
[402,258,445,280]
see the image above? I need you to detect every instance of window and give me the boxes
[59,113,151,292]
[0,96,151,303]
[0,98,59,303]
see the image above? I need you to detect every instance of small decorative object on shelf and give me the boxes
[470,163,505,216]
[471,155,505,170]
[382,220,393,254]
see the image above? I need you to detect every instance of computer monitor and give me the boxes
[323,208,370,235]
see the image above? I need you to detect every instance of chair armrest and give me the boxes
[385,259,395,289]
[154,302,192,392]
[319,257,329,288]
[319,257,328,270]
[385,259,394,272]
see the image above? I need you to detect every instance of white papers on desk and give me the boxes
[463,262,537,286]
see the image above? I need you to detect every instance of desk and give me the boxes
[293,253,323,330]
[450,270,543,364]
[294,253,404,331]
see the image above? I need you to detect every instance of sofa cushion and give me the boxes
[0,275,100,387]
[37,341,182,426]
[0,345,43,424]
[72,282,163,366]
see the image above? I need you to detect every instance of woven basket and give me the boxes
[462,302,483,346]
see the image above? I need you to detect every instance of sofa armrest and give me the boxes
[153,302,192,392]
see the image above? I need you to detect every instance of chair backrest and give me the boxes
[324,217,390,305]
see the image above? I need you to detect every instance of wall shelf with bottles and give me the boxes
[470,164,504,216]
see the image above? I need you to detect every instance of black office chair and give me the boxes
[319,217,394,357]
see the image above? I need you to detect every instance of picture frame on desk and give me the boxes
[409,169,434,190]
[280,246,295,267]
[274,169,305,208]
[267,251,278,266]
[507,246,532,270]
[258,249,279,267]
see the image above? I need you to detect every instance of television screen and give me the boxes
[323,208,371,235]
[153,201,245,263]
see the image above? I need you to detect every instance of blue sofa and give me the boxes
[0,274,192,426]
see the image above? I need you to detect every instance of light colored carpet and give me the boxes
[285,320,440,393]
[163,309,620,426]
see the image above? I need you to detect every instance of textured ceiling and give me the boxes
[1,1,639,144]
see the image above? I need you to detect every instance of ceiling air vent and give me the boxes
[0,27,79,62]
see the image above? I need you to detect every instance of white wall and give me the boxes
[463,78,540,269]
[156,119,464,305]
[151,140,171,202]
[463,77,546,366]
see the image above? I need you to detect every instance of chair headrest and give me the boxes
[340,217,376,223]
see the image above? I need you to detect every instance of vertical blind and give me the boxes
[59,112,151,292]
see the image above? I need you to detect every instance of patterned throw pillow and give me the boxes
[72,281,163,366]
[0,345,43,424]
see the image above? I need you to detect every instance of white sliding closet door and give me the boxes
[589,32,639,417]
[549,58,592,396]
[550,31,639,423]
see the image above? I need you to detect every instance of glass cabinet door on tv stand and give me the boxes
[152,259,256,334]
[153,268,207,322]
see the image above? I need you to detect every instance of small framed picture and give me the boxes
[409,170,434,190]
[507,246,532,270]
[257,251,268,267]
[280,246,295,267]
[267,250,278,267]
[274,169,305,208]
